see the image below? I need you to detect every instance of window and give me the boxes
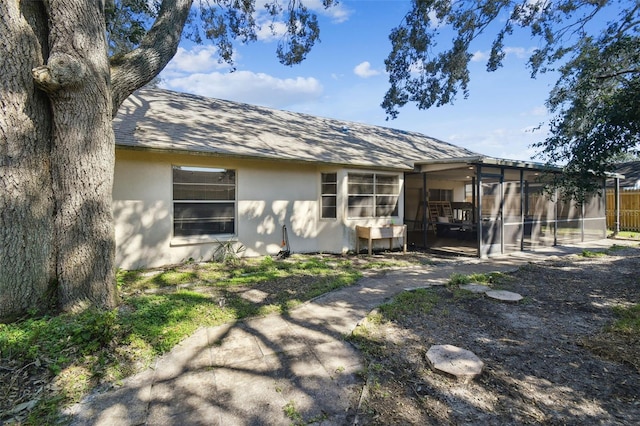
[173,166,236,237]
[429,188,453,202]
[348,173,399,218]
[321,173,337,219]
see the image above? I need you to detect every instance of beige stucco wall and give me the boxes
[113,149,404,269]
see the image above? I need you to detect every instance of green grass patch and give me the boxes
[0,309,118,373]
[447,271,506,287]
[580,249,608,258]
[378,288,439,321]
[609,230,640,240]
[611,304,640,334]
[283,400,304,425]
[607,244,629,252]
[361,259,416,269]
[121,290,234,353]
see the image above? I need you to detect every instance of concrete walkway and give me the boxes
[66,239,632,425]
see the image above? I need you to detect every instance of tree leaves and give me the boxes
[534,34,640,198]
[105,0,157,57]
[383,0,640,195]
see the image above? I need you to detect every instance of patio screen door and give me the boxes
[479,174,503,257]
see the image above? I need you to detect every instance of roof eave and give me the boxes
[115,144,414,172]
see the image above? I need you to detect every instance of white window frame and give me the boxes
[347,172,400,218]
[172,165,237,239]
[320,172,338,220]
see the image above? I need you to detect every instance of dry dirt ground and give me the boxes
[352,245,640,425]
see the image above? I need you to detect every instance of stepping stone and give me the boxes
[485,290,523,302]
[426,344,484,382]
[460,283,490,293]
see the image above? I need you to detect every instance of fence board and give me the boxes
[606,189,640,232]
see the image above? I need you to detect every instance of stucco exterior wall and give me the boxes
[113,149,404,269]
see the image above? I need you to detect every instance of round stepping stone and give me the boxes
[460,283,490,293]
[426,344,484,382]
[485,290,523,302]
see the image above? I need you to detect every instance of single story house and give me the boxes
[113,88,608,269]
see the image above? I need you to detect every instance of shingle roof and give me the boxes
[613,161,640,189]
[113,88,478,170]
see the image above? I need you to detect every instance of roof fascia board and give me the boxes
[115,145,413,172]
[415,156,564,172]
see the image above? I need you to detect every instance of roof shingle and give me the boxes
[113,88,478,170]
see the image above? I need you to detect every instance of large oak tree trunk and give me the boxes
[0,1,55,320]
[1,0,191,320]
[32,0,117,311]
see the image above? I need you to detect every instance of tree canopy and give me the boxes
[106,0,334,66]
[383,0,640,197]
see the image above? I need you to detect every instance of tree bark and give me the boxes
[32,0,117,312]
[110,0,192,114]
[0,0,194,320]
[0,0,55,320]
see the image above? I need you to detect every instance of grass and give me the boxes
[2,253,429,424]
[283,400,304,425]
[581,302,640,373]
[580,244,632,258]
[447,271,507,286]
[377,289,440,321]
[609,230,640,240]
[350,288,440,358]
[361,258,422,269]
[580,249,609,258]
[611,304,640,334]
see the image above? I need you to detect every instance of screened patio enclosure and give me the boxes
[404,157,607,257]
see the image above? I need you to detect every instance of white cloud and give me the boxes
[471,50,487,62]
[255,20,288,42]
[159,70,323,108]
[303,0,352,23]
[526,105,548,117]
[447,125,546,161]
[469,46,536,64]
[353,61,381,78]
[254,0,352,41]
[503,46,530,59]
[163,46,231,76]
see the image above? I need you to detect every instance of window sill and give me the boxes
[170,234,236,247]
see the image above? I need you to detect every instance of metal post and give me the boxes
[500,168,505,255]
[471,176,477,223]
[422,172,428,248]
[581,198,585,243]
[520,170,524,252]
[614,177,620,236]
[476,165,482,258]
[553,187,558,246]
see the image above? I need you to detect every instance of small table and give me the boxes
[356,225,407,255]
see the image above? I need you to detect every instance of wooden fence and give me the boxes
[606,189,640,232]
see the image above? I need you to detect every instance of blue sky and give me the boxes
[158,0,562,162]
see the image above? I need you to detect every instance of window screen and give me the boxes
[348,173,399,218]
[173,166,236,237]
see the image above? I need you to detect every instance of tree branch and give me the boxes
[32,53,87,94]
[596,68,639,80]
[110,0,193,116]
